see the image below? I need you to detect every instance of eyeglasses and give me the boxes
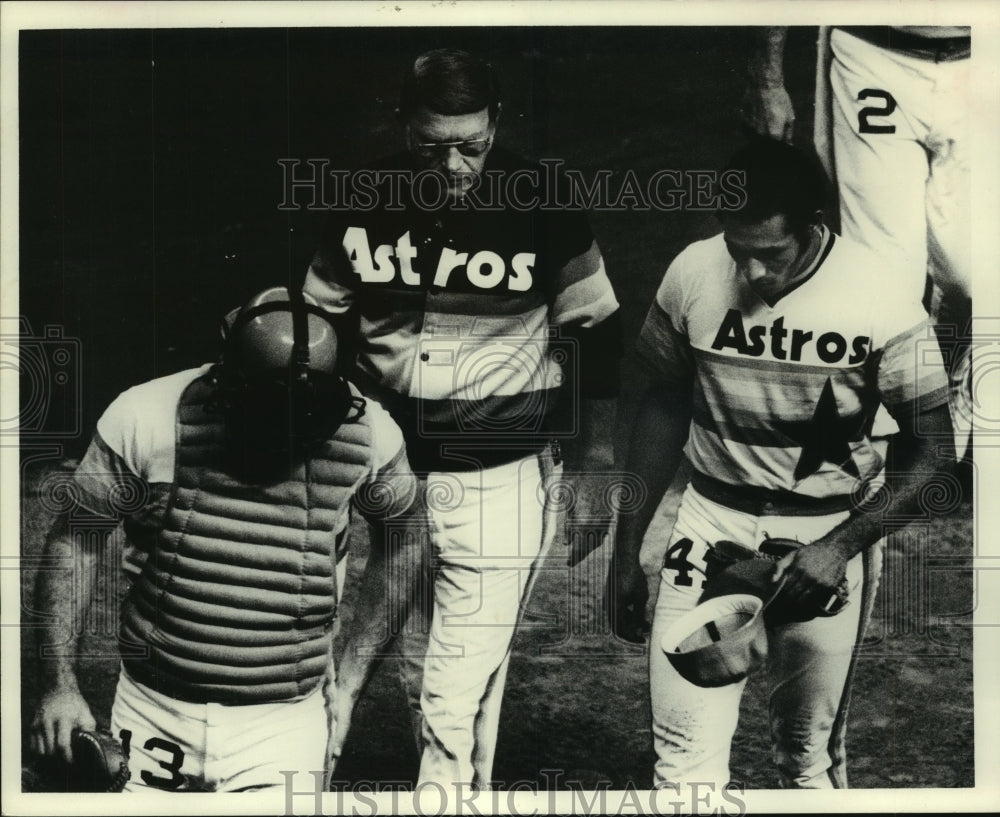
[409,137,492,159]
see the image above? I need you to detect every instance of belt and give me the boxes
[406,436,550,473]
[840,26,971,62]
[350,373,553,473]
[690,470,856,518]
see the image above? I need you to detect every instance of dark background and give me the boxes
[18,26,819,458]
[19,26,973,792]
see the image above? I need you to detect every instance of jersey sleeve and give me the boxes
[303,212,357,314]
[356,396,419,521]
[543,170,619,330]
[548,240,620,329]
[868,268,950,422]
[875,318,950,422]
[72,367,201,519]
[636,254,696,386]
[548,239,623,399]
[72,392,152,519]
[538,186,622,398]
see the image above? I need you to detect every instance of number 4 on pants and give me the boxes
[663,538,707,589]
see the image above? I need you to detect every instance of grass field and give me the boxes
[16,25,975,793]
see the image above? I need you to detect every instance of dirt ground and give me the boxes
[15,24,975,795]
[19,460,974,791]
[331,481,975,790]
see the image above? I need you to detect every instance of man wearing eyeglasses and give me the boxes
[304,49,622,789]
[405,108,493,202]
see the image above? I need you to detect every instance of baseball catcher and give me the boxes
[30,286,420,792]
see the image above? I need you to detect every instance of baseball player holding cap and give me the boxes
[305,49,622,789]
[608,139,954,788]
[30,286,419,792]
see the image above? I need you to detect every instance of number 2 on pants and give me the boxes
[119,729,186,790]
[857,88,897,134]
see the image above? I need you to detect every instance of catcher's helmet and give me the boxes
[215,287,364,457]
[660,594,768,688]
[225,286,339,378]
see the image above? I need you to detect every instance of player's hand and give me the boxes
[605,554,649,644]
[772,539,848,611]
[564,469,616,568]
[739,83,795,142]
[30,686,97,764]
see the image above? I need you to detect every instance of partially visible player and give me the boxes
[742,25,972,460]
[608,139,954,788]
[30,287,419,792]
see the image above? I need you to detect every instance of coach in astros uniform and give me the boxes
[609,139,953,788]
[305,49,621,788]
[31,287,418,792]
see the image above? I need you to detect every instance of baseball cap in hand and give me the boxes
[660,594,767,688]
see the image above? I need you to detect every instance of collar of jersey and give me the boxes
[753,225,835,309]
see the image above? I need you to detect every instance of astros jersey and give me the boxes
[637,228,949,499]
[304,147,619,471]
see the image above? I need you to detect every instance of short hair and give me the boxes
[398,49,501,121]
[718,137,829,236]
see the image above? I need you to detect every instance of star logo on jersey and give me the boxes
[773,377,866,483]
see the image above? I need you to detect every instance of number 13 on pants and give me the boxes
[111,666,331,792]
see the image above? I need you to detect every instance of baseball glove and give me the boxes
[67,728,130,792]
[701,537,849,625]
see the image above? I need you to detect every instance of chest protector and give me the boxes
[120,374,373,704]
